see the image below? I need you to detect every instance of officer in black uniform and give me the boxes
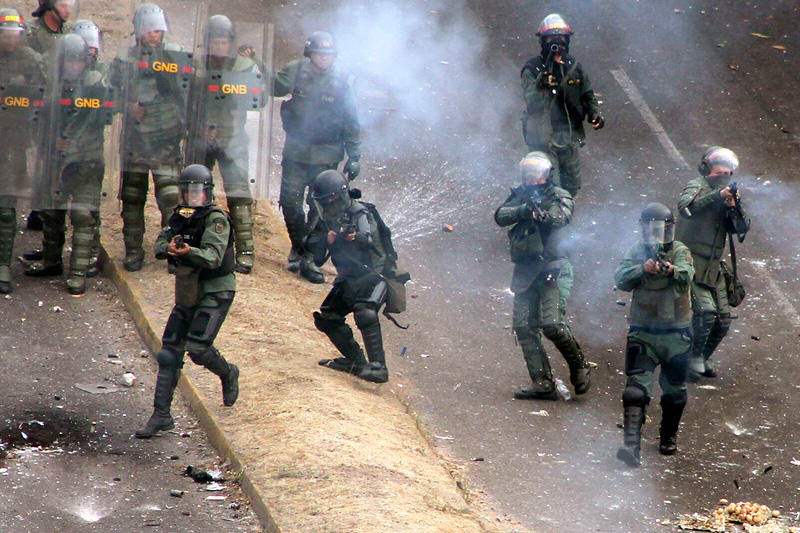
[306,170,391,383]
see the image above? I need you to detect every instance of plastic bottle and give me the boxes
[554,378,571,401]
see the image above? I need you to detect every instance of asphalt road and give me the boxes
[0,230,258,532]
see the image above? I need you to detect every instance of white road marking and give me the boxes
[610,69,689,168]
[611,67,800,326]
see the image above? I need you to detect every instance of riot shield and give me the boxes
[185,13,272,204]
[0,19,46,207]
[33,33,114,214]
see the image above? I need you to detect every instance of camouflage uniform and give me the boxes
[494,183,590,398]
[27,15,67,58]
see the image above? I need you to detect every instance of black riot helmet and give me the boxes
[58,33,90,81]
[311,170,350,221]
[71,19,101,52]
[32,0,76,21]
[133,3,168,40]
[204,14,235,58]
[639,203,675,246]
[519,151,554,187]
[179,164,214,207]
[536,13,572,57]
[303,31,336,57]
[697,146,739,177]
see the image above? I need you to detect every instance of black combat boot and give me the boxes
[617,405,645,467]
[203,348,240,406]
[300,255,324,284]
[564,342,592,395]
[123,249,144,272]
[135,367,179,438]
[315,312,368,375]
[659,395,686,456]
[25,262,64,276]
[286,249,301,272]
[358,322,388,383]
[26,210,43,231]
[23,248,44,261]
[515,337,558,400]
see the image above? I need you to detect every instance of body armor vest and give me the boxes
[168,205,234,280]
[280,61,348,145]
[629,243,692,330]
[675,178,728,286]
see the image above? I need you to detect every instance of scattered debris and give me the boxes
[206,495,226,501]
[529,410,550,417]
[400,346,407,356]
[419,353,430,358]
[726,422,753,436]
[442,224,454,232]
[470,457,485,462]
[169,489,185,498]
[673,8,682,13]
[52,306,63,313]
[750,33,770,39]
[107,353,119,359]
[616,300,626,306]
[434,435,454,440]
[763,466,773,475]
[121,372,136,387]
[75,383,121,394]
[184,465,224,483]
[773,45,787,51]
[206,482,225,491]
[751,335,760,341]
[790,458,800,466]
[697,385,719,390]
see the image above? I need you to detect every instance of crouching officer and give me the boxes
[614,203,694,467]
[307,170,396,383]
[136,164,239,438]
[494,152,591,400]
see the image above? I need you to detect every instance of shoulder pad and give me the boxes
[349,201,369,216]
[551,186,573,200]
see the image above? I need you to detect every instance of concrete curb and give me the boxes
[99,241,281,533]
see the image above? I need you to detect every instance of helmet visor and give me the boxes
[181,182,207,207]
[642,220,674,245]
[705,148,739,174]
[520,157,552,186]
[313,193,349,224]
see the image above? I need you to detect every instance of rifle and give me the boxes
[646,245,671,275]
[727,181,746,243]
[524,188,548,222]
[543,43,559,95]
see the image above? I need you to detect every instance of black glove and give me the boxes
[590,115,605,130]
[343,157,360,180]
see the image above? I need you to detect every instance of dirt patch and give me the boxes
[98,195,517,532]
[0,408,92,451]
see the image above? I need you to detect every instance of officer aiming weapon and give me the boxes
[727,181,746,243]
[525,190,548,222]
[543,43,559,95]
[645,245,671,275]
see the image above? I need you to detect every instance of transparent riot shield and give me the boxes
[0,32,47,209]
[107,0,199,242]
[33,35,115,215]
[185,13,273,206]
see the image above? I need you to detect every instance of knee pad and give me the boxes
[717,313,732,333]
[70,208,95,228]
[622,382,650,407]
[625,341,654,376]
[156,348,181,369]
[662,350,690,386]
[661,390,687,408]
[353,306,379,330]
[313,310,344,333]
[696,311,718,331]
[0,208,15,226]
[541,323,568,342]
[187,345,215,366]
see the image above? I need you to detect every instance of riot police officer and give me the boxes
[270,32,361,283]
[676,147,750,381]
[24,33,111,295]
[614,203,695,467]
[306,170,393,384]
[187,14,262,274]
[520,14,603,198]
[0,8,46,293]
[494,152,591,399]
[136,164,239,438]
[109,3,189,271]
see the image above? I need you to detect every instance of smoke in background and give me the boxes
[275,0,522,238]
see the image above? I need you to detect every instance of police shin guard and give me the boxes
[515,335,557,400]
[659,393,687,456]
[617,384,649,467]
[542,325,591,394]
[229,203,255,274]
[135,350,180,438]
[198,347,239,407]
[121,204,145,272]
[355,309,388,383]
[700,315,731,378]
[314,311,367,375]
